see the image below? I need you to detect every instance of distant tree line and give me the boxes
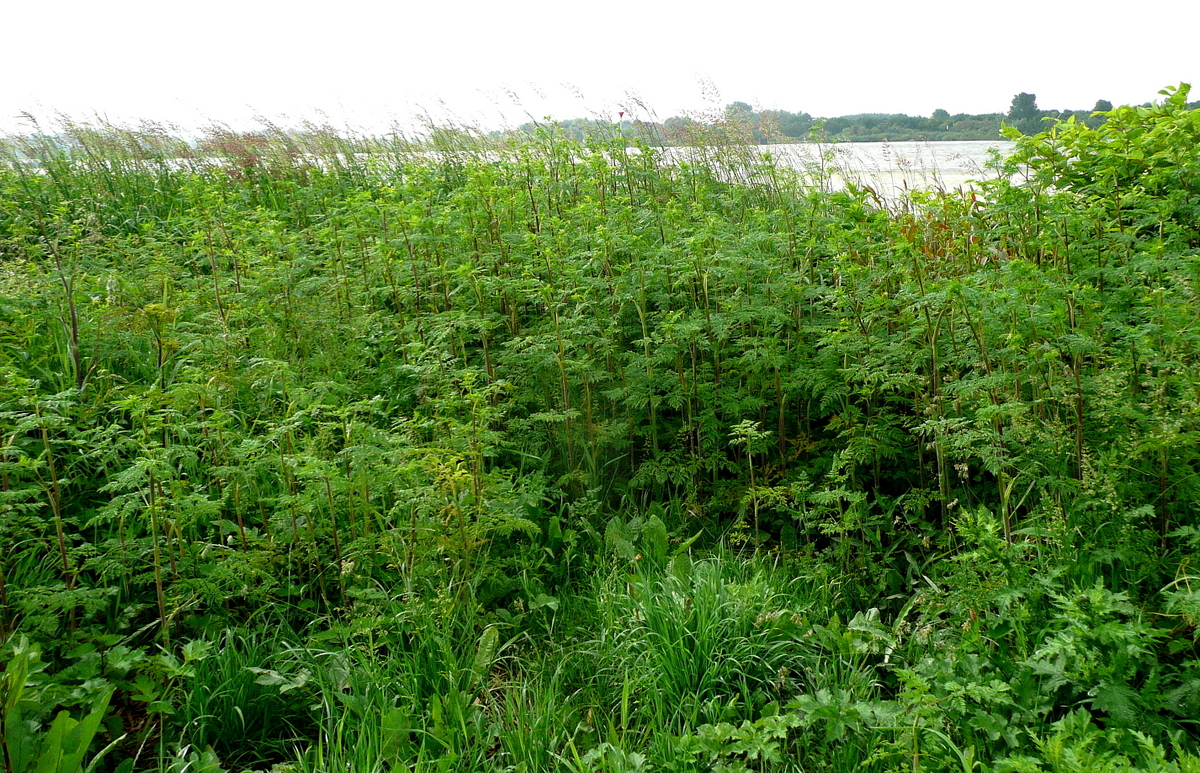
[1005,93,1114,136]
[512,92,1200,145]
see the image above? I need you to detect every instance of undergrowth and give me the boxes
[1,87,1199,771]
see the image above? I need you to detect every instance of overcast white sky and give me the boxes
[3,0,1197,136]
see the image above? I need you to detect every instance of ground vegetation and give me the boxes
[1,86,1199,772]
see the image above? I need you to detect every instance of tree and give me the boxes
[724,102,770,143]
[1087,99,1113,129]
[776,110,814,139]
[1008,92,1042,135]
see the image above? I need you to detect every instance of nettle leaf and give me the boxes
[1089,681,1140,724]
[246,667,311,693]
[1163,584,1200,630]
[130,674,161,703]
[728,722,782,762]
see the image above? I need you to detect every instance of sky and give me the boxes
[3,0,1197,137]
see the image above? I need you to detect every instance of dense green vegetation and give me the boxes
[1,85,1199,772]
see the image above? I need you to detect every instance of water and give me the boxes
[665,140,1016,200]
[772,140,1014,196]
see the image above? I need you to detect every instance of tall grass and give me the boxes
[1,90,1199,771]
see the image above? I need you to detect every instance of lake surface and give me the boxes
[779,140,1014,193]
[665,140,1016,199]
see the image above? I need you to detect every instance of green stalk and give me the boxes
[35,410,72,585]
[322,474,346,605]
[148,469,169,647]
